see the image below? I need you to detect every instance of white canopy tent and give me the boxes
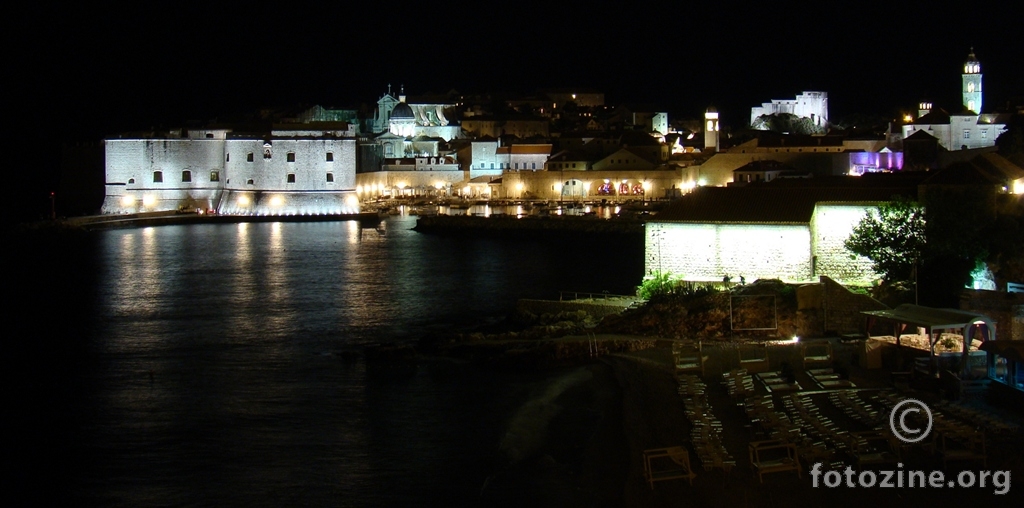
[862,304,996,377]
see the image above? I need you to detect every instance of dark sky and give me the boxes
[23,2,1021,141]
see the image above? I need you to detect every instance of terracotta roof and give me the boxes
[654,185,917,223]
[511,144,553,155]
[914,108,950,125]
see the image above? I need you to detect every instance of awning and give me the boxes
[862,304,997,377]
[862,304,995,330]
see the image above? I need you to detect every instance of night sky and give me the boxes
[11,2,1023,218]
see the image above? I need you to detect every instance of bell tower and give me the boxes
[962,48,982,114]
[704,106,719,153]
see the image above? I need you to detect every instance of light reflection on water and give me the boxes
[72,216,643,506]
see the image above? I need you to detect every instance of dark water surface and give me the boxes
[13,216,642,507]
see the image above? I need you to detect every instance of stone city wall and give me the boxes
[810,203,878,286]
[645,222,812,282]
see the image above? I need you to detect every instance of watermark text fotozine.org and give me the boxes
[810,462,1011,495]
[811,397,1010,495]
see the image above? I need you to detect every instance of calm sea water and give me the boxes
[13,215,642,507]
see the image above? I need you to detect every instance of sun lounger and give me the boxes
[643,446,697,488]
[749,440,802,483]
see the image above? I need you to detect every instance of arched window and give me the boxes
[181,170,192,182]
[153,171,163,183]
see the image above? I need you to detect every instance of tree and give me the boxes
[844,197,926,284]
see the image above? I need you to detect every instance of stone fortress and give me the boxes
[102,125,359,217]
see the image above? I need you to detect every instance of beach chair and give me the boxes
[850,431,901,468]
[748,440,801,483]
[802,342,832,368]
[643,446,697,488]
[738,344,770,373]
[673,341,709,378]
[939,430,986,469]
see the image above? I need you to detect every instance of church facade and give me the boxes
[901,49,1008,151]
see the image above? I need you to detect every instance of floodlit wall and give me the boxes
[220,138,357,215]
[102,138,224,214]
[810,204,879,286]
[902,117,1006,151]
[645,222,812,282]
[645,205,881,286]
[103,135,359,216]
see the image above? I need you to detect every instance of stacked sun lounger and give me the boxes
[848,430,901,468]
[871,391,988,467]
[741,394,840,470]
[934,400,1021,435]
[808,368,855,389]
[782,394,854,461]
[755,371,801,393]
[677,374,736,471]
[722,368,755,398]
[828,391,885,430]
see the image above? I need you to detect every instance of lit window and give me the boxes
[181,170,192,182]
[153,171,163,183]
[326,152,334,162]
[210,171,220,182]
[287,152,295,162]
[287,173,296,183]
[247,153,254,162]
[326,173,334,182]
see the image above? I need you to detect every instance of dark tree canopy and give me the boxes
[844,197,926,284]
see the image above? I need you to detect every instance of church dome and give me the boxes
[391,102,415,120]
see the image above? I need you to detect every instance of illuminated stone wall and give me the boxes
[102,138,224,214]
[901,114,1006,151]
[103,134,359,216]
[810,204,878,286]
[645,204,881,286]
[223,138,354,192]
[645,222,812,282]
[220,138,357,215]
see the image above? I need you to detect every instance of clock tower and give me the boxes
[962,48,982,114]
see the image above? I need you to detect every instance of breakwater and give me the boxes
[413,214,644,237]
[61,211,380,231]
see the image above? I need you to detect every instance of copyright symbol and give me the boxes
[890,398,933,443]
